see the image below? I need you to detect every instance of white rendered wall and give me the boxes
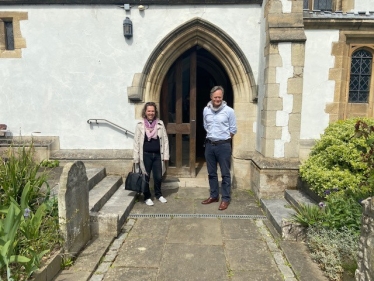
[0,5,261,149]
[300,30,339,140]
[351,0,373,12]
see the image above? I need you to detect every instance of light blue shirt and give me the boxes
[203,102,237,141]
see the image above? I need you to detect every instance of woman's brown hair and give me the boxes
[141,102,159,119]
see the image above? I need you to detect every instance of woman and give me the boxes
[133,102,170,206]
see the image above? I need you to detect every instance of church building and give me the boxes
[1,0,373,198]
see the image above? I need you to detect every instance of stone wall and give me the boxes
[355,197,374,281]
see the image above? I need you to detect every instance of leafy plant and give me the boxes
[0,202,30,281]
[292,194,362,231]
[299,118,374,198]
[0,144,62,280]
[0,144,48,210]
[61,255,74,269]
[291,203,325,227]
[40,159,59,168]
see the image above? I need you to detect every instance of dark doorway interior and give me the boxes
[195,47,233,159]
[161,46,233,175]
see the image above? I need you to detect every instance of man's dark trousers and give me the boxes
[205,142,232,202]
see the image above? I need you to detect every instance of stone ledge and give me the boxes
[31,250,62,281]
[50,149,133,160]
[237,150,300,170]
[269,28,307,43]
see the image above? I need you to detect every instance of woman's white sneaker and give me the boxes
[158,196,167,203]
[145,199,154,206]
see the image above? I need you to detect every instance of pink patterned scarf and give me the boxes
[144,118,158,141]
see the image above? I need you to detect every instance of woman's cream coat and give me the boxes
[133,120,170,175]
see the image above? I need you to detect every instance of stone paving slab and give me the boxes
[103,267,159,281]
[167,217,222,245]
[225,238,279,272]
[112,236,165,268]
[222,219,263,240]
[127,217,170,238]
[131,196,195,214]
[158,244,229,281]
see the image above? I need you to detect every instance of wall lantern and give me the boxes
[123,17,133,38]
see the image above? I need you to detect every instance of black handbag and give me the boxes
[125,164,147,193]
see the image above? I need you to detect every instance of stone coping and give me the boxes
[303,10,374,29]
[0,136,58,147]
[241,151,300,170]
[51,149,133,159]
[304,10,374,18]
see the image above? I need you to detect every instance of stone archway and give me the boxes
[128,17,256,104]
[128,17,258,182]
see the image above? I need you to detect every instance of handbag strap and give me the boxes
[133,163,142,174]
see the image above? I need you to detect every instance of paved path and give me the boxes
[89,186,299,281]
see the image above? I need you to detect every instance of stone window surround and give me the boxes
[0,11,27,58]
[328,31,374,121]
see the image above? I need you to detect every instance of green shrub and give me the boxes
[299,118,374,198]
[306,226,359,281]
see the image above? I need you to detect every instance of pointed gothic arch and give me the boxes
[127,17,257,104]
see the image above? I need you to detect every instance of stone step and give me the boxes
[91,184,136,237]
[284,189,317,209]
[261,198,296,235]
[262,189,319,240]
[89,175,123,212]
[86,167,106,191]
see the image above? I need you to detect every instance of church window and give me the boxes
[304,0,333,11]
[348,49,373,103]
[4,21,14,50]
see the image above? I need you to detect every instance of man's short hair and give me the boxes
[210,86,224,97]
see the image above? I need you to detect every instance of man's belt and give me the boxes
[205,139,231,145]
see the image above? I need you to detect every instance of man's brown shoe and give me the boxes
[202,197,219,204]
[218,201,229,210]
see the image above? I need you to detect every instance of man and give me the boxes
[202,86,237,211]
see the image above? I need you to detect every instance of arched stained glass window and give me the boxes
[349,49,372,103]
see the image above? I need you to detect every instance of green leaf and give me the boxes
[9,255,31,264]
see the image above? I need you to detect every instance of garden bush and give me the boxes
[299,118,374,199]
